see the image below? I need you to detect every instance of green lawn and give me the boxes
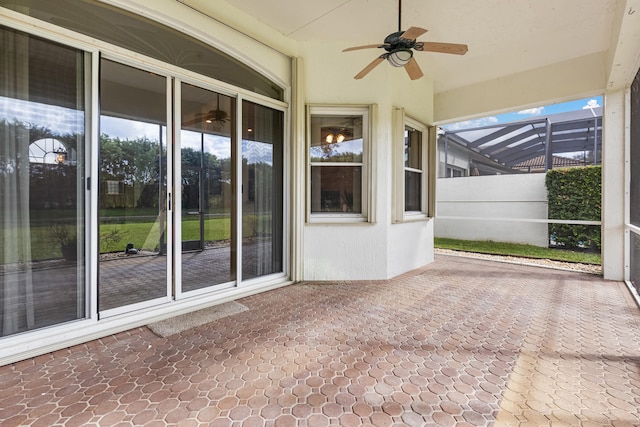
[1,213,272,262]
[100,217,232,253]
[99,214,267,253]
[434,238,602,265]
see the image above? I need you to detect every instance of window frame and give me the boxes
[306,105,372,223]
[446,164,467,178]
[393,109,431,222]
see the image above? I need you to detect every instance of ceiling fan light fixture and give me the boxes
[322,127,352,144]
[325,133,334,144]
[387,49,412,67]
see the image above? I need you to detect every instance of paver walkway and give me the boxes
[1,255,639,426]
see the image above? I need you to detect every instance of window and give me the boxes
[446,165,466,178]
[308,106,369,222]
[393,110,429,221]
[404,125,423,212]
[105,180,121,195]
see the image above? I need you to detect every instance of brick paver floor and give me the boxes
[1,254,639,426]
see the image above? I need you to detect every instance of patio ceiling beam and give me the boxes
[504,151,547,167]
[551,121,601,133]
[553,144,597,153]
[479,127,545,156]
[442,117,549,135]
[550,137,601,148]
[456,124,530,149]
[551,132,599,143]
[487,140,544,163]
[551,141,594,150]
[551,129,597,138]
[500,144,547,165]
[442,133,475,149]
[502,140,600,166]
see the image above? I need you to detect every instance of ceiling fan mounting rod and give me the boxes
[398,0,402,32]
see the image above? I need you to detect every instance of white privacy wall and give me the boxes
[435,174,549,247]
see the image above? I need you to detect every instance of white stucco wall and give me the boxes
[438,144,472,175]
[602,90,626,281]
[388,220,435,278]
[435,174,549,247]
[299,42,436,280]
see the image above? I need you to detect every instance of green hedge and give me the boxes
[545,165,601,249]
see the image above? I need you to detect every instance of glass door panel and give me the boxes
[1,27,86,336]
[180,83,235,292]
[98,59,168,312]
[241,101,284,280]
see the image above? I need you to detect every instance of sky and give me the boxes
[3,94,603,162]
[0,97,250,162]
[0,96,84,134]
[442,96,603,131]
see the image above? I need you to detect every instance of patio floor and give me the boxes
[1,254,639,426]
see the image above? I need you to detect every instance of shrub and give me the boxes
[545,166,601,249]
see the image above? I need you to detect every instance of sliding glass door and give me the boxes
[96,59,285,314]
[1,26,86,336]
[1,5,288,356]
[241,101,284,280]
[179,83,236,292]
[98,59,169,313]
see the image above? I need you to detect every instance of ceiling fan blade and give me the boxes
[404,57,424,80]
[354,56,385,79]
[343,44,387,52]
[415,41,468,55]
[400,26,428,40]
[182,118,200,127]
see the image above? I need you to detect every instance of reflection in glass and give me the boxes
[631,232,640,295]
[98,59,167,312]
[309,116,363,163]
[311,166,362,213]
[405,171,421,212]
[405,128,422,169]
[631,70,640,295]
[404,127,422,212]
[310,113,364,214]
[181,83,235,291]
[1,27,85,336]
[242,101,283,280]
[631,67,640,226]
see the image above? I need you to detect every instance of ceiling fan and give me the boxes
[183,93,230,130]
[342,0,468,80]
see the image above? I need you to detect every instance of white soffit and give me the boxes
[210,0,617,93]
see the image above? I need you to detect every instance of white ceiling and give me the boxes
[214,0,618,93]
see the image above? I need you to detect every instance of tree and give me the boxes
[99,134,163,209]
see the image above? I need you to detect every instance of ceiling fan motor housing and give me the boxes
[383,31,417,51]
[383,31,416,67]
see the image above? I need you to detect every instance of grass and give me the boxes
[99,214,269,253]
[434,237,602,265]
[1,213,273,262]
[100,217,232,253]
